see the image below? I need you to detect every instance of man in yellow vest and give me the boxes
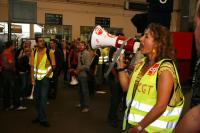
[29,37,56,127]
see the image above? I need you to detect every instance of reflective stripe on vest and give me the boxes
[34,50,53,80]
[127,99,183,116]
[124,113,177,129]
[34,66,52,79]
[34,66,51,73]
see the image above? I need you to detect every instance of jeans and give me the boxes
[35,77,49,122]
[19,72,30,98]
[78,72,90,108]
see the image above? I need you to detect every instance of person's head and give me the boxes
[77,41,87,52]
[194,0,200,56]
[140,23,175,61]
[24,47,32,57]
[61,39,67,49]
[35,36,45,48]
[49,39,56,50]
[23,40,31,49]
[74,38,80,48]
[5,40,15,50]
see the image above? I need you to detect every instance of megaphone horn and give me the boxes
[91,25,118,49]
[70,76,78,85]
[91,25,140,53]
[27,85,34,100]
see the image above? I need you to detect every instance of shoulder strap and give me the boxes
[34,49,36,56]
[46,48,52,66]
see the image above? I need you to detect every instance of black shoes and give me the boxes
[107,117,119,128]
[108,119,118,128]
[40,121,50,127]
[32,118,40,124]
[32,119,50,127]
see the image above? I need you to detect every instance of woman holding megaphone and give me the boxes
[117,23,184,133]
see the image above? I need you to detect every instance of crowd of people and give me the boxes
[0,37,100,127]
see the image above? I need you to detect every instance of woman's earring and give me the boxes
[152,49,156,54]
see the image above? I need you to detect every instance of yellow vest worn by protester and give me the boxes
[34,50,53,80]
[123,58,184,133]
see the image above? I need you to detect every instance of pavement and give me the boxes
[0,75,122,133]
[0,74,192,133]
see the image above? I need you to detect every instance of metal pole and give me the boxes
[8,0,12,41]
[8,22,11,41]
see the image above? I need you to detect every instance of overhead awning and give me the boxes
[11,25,22,33]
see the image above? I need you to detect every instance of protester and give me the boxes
[16,40,32,109]
[107,47,124,128]
[1,41,21,111]
[88,48,99,96]
[73,41,91,113]
[48,39,63,99]
[68,39,79,85]
[117,23,184,133]
[29,37,56,127]
[60,39,69,83]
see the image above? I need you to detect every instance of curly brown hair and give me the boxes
[147,23,176,61]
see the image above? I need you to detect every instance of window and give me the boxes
[95,17,110,28]
[45,13,63,25]
[80,26,94,44]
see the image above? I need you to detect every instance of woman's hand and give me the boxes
[115,52,126,69]
[128,126,148,133]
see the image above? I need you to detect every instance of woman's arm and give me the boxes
[118,70,130,92]
[117,54,130,92]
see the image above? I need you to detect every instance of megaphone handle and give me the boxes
[104,38,129,77]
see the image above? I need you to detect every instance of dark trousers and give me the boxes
[62,62,68,81]
[108,77,123,122]
[88,73,96,96]
[0,71,2,98]
[2,70,20,108]
[49,68,60,99]
[35,77,49,122]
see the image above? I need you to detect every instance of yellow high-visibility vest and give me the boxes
[34,51,53,80]
[123,58,184,133]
